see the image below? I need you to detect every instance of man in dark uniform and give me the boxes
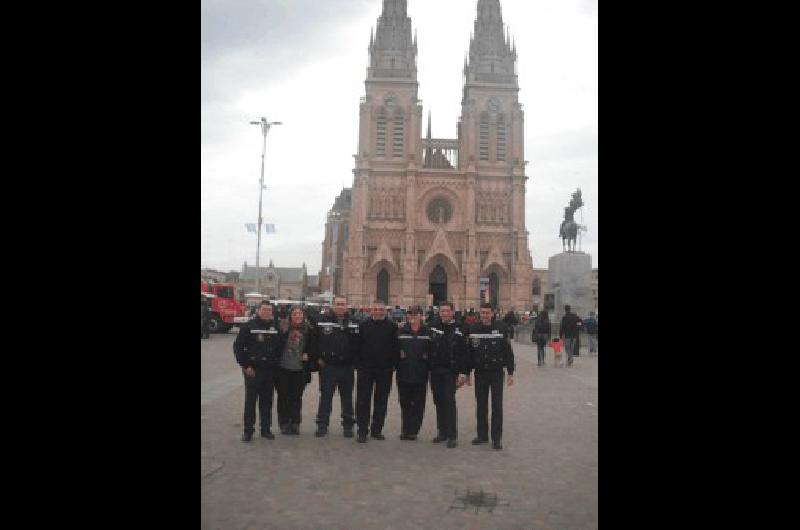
[466,302,515,450]
[309,295,358,438]
[395,306,433,441]
[355,301,399,443]
[233,301,281,442]
[429,301,468,448]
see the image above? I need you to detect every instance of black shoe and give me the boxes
[370,433,385,440]
[492,440,503,450]
[357,433,368,443]
[260,430,275,440]
[447,439,458,448]
[241,432,253,442]
[343,428,354,438]
[471,437,489,445]
[432,434,447,443]
[315,426,328,437]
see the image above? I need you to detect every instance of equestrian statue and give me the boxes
[559,188,586,252]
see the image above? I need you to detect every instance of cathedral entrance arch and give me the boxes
[377,269,389,305]
[429,265,447,306]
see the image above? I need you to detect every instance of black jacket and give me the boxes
[233,316,282,369]
[307,314,359,366]
[533,315,551,335]
[428,318,468,374]
[466,321,515,375]
[395,323,433,384]
[559,312,583,338]
[356,318,400,370]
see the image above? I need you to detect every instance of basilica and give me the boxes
[321,0,536,311]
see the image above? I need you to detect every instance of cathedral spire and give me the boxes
[464,0,517,86]
[367,0,416,80]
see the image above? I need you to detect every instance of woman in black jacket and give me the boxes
[532,310,551,366]
[276,306,313,435]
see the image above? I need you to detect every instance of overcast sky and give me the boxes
[201,0,597,275]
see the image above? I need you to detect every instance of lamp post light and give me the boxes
[249,117,282,294]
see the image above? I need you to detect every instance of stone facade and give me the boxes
[239,261,311,300]
[341,0,534,311]
[318,188,351,297]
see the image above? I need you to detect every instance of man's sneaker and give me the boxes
[432,434,447,443]
[315,426,328,437]
[370,433,385,440]
[471,437,489,445]
[343,428,354,438]
[260,430,275,440]
[446,439,458,448]
[357,433,368,443]
[241,432,253,443]
[492,440,503,450]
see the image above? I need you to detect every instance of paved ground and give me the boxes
[201,331,598,529]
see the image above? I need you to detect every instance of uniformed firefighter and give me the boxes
[465,303,515,450]
[395,306,433,440]
[428,300,469,448]
[355,302,400,443]
[233,301,282,442]
[309,295,358,438]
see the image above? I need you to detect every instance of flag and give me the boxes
[245,223,276,234]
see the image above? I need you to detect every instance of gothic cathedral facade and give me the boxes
[342,0,534,311]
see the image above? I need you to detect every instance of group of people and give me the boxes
[233,297,515,450]
[531,306,599,367]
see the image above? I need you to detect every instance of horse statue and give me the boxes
[559,219,579,252]
[559,188,586,252]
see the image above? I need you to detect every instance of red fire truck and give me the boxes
[201,280,247,333]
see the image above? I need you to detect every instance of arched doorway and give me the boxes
[377,269,389,305]
[489,272,499,309]
[429,265,447,306]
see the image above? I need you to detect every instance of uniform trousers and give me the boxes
[315,363,355,428]
[243,366,275,433]
[474,369,504,442]
[397,377,428,436]
[430,369,458,439]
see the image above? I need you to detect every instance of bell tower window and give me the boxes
[392,115,404,157]
[376,115,387,156]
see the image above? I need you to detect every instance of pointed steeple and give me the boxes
[464,0,517,86]
[367,0,417,80]
[424,109,432,165]
[427,109,432,139]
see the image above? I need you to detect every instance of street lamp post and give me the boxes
[250,117,282,295]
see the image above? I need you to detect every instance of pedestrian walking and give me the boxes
[584,312,598,354]
[532,310,551,366]
[559,304,583,367]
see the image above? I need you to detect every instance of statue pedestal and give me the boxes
[548,252,593,321]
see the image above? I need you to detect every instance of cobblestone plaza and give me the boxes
[201,333,598,529]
